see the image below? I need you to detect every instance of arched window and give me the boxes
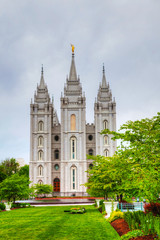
[104,149,109,157]
[71,166,76,190]
[103,120,108,130]
[71,114,76,131]
[38,180,43,185]
[38,136,43,147]
[88,149,93,156]
[38,150,43,161]
[38,165,43,176]
[54,150,59,159]
[104,135,109,145]
[38,121,44,131]
[70,136,76,160]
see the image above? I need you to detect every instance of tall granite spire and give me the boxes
[69,52,77,82]
[102,64,107,88]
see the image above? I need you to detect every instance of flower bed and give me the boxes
[64,207,86,214]
[111,219,156,239]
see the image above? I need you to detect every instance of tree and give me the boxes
[34,184,53,197]
[84,154,139,200]
[0,158,19,181]
[0,174,31,203]
[101,113,160,202]
[0,165,7,183]
[18,165,29,179]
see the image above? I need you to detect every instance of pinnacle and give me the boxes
[69,53,77,81]
[102,65,107,88]
[39,65,45,89]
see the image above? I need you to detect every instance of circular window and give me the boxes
[89,164,93,169]
[88,135,93,141]
[54,135,59,141]
[54,164,59,171]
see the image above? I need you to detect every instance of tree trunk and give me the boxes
[120,194,123,202]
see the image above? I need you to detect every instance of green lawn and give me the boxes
[0,205,120,240]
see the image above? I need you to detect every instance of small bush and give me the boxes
[144,202,160,216]
[121,229,144,240]
[11,203,31,208]
[107,210,124,223]
[99,199,104,206]
[102,211,107,216]
[0,203,6,210]
[124,211,158,235]
[97,200,105,213]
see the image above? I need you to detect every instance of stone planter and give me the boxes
[5,202,12,211]
[104,201,118,218]
[96,199,101,207]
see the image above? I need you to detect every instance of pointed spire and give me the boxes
[39,64,45,88]
[69,46,77,81]
[102,64,107,88]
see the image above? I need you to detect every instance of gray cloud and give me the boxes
[0,0,160,163]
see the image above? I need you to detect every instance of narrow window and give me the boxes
[38,150,43,160]
[88,149,93,156]
[38,136,43,147]
[104,150,109,157]
[54,150,59,159]
[71,166,76,190]
[104,135,108,145]
[103,120,108,130]
[71,137,76,160]
[71,114,76,131]
[38,121,44,131]
[38,165,43,176]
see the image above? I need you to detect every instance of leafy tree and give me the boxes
[0,174,31,203]
[34,184,53,197]
[0,158,19,180]
[101,113,160,202]
[18,165,29,179]
[84,154,138,200]
[0,165,7,183]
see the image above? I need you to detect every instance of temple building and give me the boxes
[29,48,116,196]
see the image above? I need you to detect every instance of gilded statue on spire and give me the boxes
[71,44,75,53]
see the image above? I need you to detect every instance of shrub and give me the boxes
[0,202,6,210]
[124,211,159,235]
[107,210,124,223]
[99,200,104,206]
[121,229,144,240]
[11,202,31,208]
[97,200,105,213]
[154,217,160,236]
[144,202,160,216]
[102,211,107,216]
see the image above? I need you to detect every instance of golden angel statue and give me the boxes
[71,44,75,53]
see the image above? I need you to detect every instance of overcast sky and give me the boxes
[0,0,160,164]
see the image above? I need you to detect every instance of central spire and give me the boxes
[102,64,107,88]
[39,64,45,88]
[69,45,77,81]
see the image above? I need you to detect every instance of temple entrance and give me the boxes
[54,178,60,192]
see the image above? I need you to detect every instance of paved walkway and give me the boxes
[33,203,93,207]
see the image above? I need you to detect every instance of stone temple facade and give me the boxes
[29,51,116,196]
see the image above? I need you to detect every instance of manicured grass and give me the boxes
[0,205,120,240]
